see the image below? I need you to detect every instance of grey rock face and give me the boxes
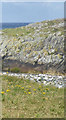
[0,19,64,73]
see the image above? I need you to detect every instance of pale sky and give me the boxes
[2,2,64,23]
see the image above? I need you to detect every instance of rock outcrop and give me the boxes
[0,18,65,73]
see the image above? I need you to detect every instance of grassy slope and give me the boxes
[2,19,64,38]
[0,75,64,118]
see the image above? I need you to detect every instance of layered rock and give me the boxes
[0,18,65,73]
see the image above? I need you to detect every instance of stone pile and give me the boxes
[2,72,65,88]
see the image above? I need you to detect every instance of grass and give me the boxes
[10,67,20,73]
[2,19,64,39]
[0,75,64,118]
[2,27,34,38]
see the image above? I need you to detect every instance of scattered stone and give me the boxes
[2,72,65,88]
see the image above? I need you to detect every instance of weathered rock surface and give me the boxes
[0,18,65,73]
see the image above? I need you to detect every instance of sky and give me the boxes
[2,2,64,23]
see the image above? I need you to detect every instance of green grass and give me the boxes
[2,27,34,38]
[2,19,64,39]
[0,75,64,118]
[10,67,20,73]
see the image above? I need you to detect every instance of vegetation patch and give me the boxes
[10,67,20,73]
[1,75,64,118]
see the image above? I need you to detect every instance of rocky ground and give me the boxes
[2,72,65,88]
[0,18,65,74]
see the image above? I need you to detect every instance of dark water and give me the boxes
[0,23,30,30]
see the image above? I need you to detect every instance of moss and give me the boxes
[52,28,59,33]
[60,31,64,36]
[48,45,51,50]
[48,21,55,26]
[16,49,20,53]
[43,48,48,55]
[39,34,44,37]
[28,51,38,58]
[38,54,41,59]
[10,67,20,73]
[45,34,48,38]
[55,48,58,52]
[57,54,63,59]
